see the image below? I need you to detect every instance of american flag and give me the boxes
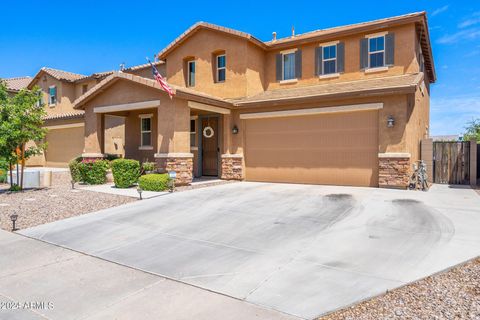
[148,58,174,99]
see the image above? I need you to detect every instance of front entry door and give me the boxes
[201,117,219,176]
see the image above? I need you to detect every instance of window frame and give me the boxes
[322,44,337,75]
[216,54,226,83]
[139,114,153,150]
[190,116,197,148]
[281,49,297,81]
[187,60,196,87]
[48,85,57,106]
[82,84,88,94]
[367,35,386,69]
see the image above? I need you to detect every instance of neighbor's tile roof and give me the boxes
[3,76,32,92]
[38,67,86,82]
[233,73,424,106]
[43,111,85,121]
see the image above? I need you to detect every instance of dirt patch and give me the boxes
[319,257,480,320]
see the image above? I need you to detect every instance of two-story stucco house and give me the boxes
[73,12,435,188]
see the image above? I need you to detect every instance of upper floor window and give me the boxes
[368,36,385,68]
[82,84,88,94]
[322,45,337,74]
[283,52,296,80]
[216,54,226,82]
[187,60,195,87]
[48,86,57,106]
[139,114,152,148]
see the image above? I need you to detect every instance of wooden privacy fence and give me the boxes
[433,141,470,184]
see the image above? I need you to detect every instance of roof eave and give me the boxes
[234,85,418,108]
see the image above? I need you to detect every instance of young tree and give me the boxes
[463,118,480,142]
[0,81,47,190]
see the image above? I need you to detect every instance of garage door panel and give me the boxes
[45,126,85,167]
[245,111,378,187]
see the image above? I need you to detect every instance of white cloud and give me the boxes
[431,5,449,16]
[430,95,480,135]
[437,28,480,44]
[458,12,480,28]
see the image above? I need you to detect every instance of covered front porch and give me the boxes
[75,72,242,185]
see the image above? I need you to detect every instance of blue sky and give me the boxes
[1,1,479,136]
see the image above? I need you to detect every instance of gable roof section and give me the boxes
[232,73,424,106]
[27,67,86,88]
[3,76,32,92]
[158,22,267,59]
[73,72,233,109]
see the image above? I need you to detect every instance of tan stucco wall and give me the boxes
[228,94,409,156]
[104,115,125,156]
[405,81,430,164]
[266,24,418,90]
[74,79,98,98]
[164,28,255,99]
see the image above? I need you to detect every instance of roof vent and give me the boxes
[119,63,125,72]
[291,26,295,38]
[272,32,277,42]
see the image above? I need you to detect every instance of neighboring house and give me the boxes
[73,12,435,188]
[20,64,161,167]
[3,76,32,96]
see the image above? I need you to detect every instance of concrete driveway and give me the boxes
[19,182,480,319]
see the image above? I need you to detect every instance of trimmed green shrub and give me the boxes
[78,159,109,185]
[0,158,8,183]
[138,173,171,191]
[68,157,82,182]
[111,159,140,188]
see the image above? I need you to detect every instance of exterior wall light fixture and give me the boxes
[232,125,239,134]
[387,116,395,128]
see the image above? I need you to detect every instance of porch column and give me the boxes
[220,112,244,180]
[82,107,104,159]
[154,99,193,185]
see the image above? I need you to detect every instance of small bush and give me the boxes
[68,157,82,182]
[142,161,155,172]
[0,158,8,183]
[111,159,140,188]
[78,159,109,185]
[138,173,171,191]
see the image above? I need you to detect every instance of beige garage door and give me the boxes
[244,110,379,187]
[45,126,85,167]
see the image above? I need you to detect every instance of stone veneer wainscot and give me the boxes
[378,153,411,189]
[154,153,193,185]
[221,154,243,180]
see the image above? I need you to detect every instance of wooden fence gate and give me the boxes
[433,141,470,184]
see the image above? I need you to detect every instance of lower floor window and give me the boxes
[140,116,152,147]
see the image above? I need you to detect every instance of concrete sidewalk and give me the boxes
[0,230,299,320]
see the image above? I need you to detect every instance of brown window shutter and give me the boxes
[385,33,395,66]
[295,50,302,79]
[276,54,282,81]
[315,47,322,76]
[360,38,368,69]
[337,42,345,73]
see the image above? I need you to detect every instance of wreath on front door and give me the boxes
[203,126,214,138]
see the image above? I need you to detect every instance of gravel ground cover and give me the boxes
[0,172,135,231]
[319,257,480,320]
